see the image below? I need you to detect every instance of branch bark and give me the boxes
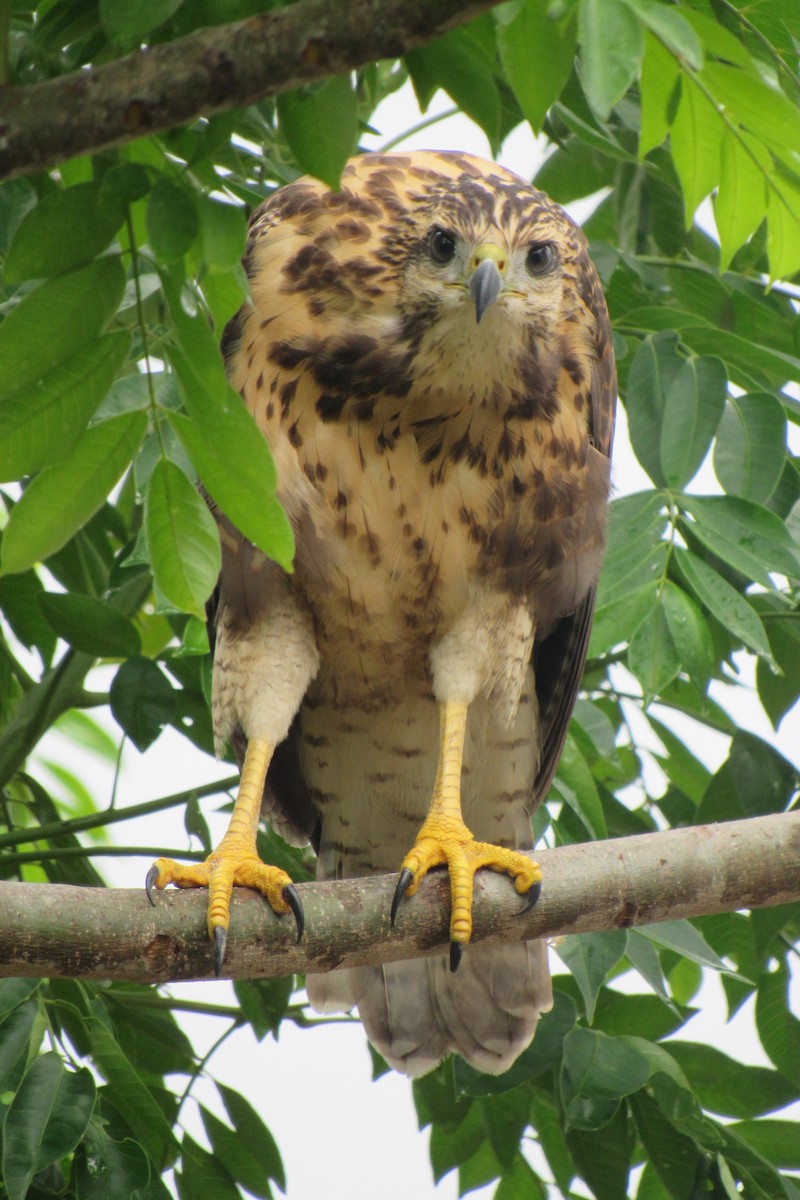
[2,812,798,983]
[0,0,501,182]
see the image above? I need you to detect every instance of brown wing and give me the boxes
[530,262,616,808]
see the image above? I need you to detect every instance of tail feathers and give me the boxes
[306,939,552,1078]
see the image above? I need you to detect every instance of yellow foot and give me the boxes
[146,842,303,976]
[391,816,541,972]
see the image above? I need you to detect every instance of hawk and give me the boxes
[148,150,616,1077]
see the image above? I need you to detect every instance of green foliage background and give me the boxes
[0,0,799,1197]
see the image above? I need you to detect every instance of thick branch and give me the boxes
[0,0,501,181]
[2,812,798,982]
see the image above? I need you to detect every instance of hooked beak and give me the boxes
[468,246,506,323]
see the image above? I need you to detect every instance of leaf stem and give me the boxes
[0,775,237,850]
[4,844,207,865]
[378,105,458,151]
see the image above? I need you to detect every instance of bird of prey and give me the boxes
[148,149,616,1077]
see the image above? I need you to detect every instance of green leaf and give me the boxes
[670,76,722,225]
[552,732,607,839]
[660,355,726,489]
[0,571,57,663]
[755,959,800,1083]
[0,1000,42,1093]
[200,1107,274,1199]
[110,657,177,752]
[217,1083,285,1192]
[624,333,684,486]
[74,1122,151,1200]
[623,0,702,68]
[3,1053,95,1200]
[556,931,628,1023]
[39,593,141,658]
[406,24,502,151]
[674,547,773,661]
[232,979,293,1042]
[713,393,787,504]
[197,196,247,271]
[766,168,800,283]
[106,995,195,1077]
[566,1100,633,1200]
[86,1018,176,1166]
[636,920,728,972]
[754,596,800,728]
[639,30,680,158]
[277,75,357,190]
[100,0,184,47]
[681,494,800,588]
[578,0,643,121]
[0,256,126,397]
[629,1090,702,1199]
[628,597,680,700]
[177,1134,240,1200]
[429,1103,484,1183]
[0,411,147,577]
[5,183,125,282]
[147,178,199,262]
[0,332,131,482]
[144,458,221,617]
[702,62,800,161]
[530,1093,573,1194]
[496,0,576,133]
[494,1153,546,1200]
[0,980,40,1024]
[660,581,714,688]
[167,407,293,573]
[625,930,673,1006]
[728,1120,800,1169]
[699,730,796,822]
[594,991,686,1041]
[560,1027,650,1130]
[668,1043,800,1119]
[715,132,769,271]
[648,715,711,804]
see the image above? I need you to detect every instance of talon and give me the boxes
[213,925,228,977]
[145,865,160,906]
[283,884,305,942]
[391,867,415,925]
[519,880,541,914]
[450,941,463,973]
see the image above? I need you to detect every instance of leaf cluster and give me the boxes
[0,0,799,1198]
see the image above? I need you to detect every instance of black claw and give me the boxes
[391,867,415,926]
[283,884,304,943]
[213,926,228,977]
[145,865,159,907]
[450,941,463,973]
[518,880,542,915]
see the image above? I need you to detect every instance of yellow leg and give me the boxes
[392,700,542,970]
[146,737,302,974]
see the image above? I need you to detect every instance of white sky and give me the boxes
[28,83,800,1200]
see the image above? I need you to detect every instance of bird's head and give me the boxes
[402,219,565,332]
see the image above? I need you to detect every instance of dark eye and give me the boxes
[427,226,457,265]
[526,242,557,275]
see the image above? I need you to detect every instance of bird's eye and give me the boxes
[427,227,457,265]
[526,242,557,275]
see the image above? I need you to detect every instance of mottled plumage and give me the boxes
[152,150,616,1077]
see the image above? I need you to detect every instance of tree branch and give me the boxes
[0,0,501,182]
[2,812,798,983]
